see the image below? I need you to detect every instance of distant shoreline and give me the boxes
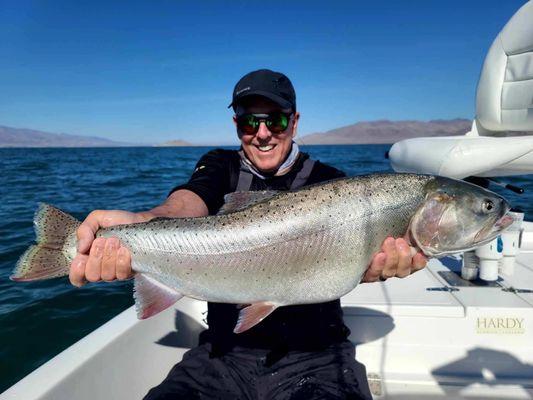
[0,119,471,148]
[0,143,398,149]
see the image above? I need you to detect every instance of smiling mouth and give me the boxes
[255,144,276,152]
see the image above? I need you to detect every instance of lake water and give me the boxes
[1,145,532,392]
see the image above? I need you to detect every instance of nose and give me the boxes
[256,122,272,141]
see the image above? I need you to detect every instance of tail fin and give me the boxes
[11,203,80,281]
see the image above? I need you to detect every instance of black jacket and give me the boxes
[171,148,350,353]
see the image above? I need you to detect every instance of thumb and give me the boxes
[77,224,96,253]
[77,211,102,253]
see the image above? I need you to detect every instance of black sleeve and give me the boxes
[305,160,346,185]
[169,149,233,215]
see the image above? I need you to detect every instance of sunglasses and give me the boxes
[236,112,292,135]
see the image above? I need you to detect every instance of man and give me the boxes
[70,69,427,399]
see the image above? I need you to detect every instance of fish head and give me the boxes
[409,177,513,257]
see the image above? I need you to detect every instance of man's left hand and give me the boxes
[361,237,428,283]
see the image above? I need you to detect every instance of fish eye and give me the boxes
[482,199,495,213]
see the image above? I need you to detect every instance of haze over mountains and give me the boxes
[0,119,471,147]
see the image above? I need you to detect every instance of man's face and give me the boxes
[233,97,300,173]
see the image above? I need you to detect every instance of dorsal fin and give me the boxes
[217,190,279,215]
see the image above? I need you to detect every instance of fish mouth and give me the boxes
[473,212,515,244]
[495,214,515,230]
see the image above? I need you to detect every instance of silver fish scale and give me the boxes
[101,174,433,305]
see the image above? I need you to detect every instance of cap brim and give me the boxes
[228,90,293,110]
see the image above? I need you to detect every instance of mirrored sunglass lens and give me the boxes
[267,113,289,132]
[238,115,259,134]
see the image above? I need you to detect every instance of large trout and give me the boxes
[11,174,512,333]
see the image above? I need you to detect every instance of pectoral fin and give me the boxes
[133,274,183,319]
[234,302,278,333]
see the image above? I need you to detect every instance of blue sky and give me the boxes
[0,0,527,145]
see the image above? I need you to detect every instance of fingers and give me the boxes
[69,254,89,287]
[395,238,412,278]
[69,237,131,285]
[362,252,386,283]
[412,252,428,271]
[70,209,138,287]
[363,236,430,283]
[116,246,132,280]
[101,238,120,281]
[85,237,106,282]
[381,237,398,279]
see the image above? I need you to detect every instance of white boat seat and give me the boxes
[476,1,533,133]
[388,1,533,178]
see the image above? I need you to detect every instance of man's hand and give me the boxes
[361,237,427,283]
[68,189,209,287]
[69,210,149,287]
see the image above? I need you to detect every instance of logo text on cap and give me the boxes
[236,87,251,95]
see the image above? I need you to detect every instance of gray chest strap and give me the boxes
[236,158,316,192]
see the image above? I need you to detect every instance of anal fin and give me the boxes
[234,302,278,333]
[133,274,183,319]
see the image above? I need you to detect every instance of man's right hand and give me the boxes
[69,189,209,287]
[69,210,149,287]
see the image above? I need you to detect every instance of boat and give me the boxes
[2,1,533,399]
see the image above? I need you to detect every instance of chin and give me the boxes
[249,151,282,172]
[252,159,278,172]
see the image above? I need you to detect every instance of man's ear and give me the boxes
[233,115,238,126]
[291,112,300,138]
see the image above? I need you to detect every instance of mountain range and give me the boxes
[0,119,472,147]
[0,125,130,147]
[297,119,471,145]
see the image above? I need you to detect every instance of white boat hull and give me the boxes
[3,228,533,399]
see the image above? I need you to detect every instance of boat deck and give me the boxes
[2,250,533,399]
[343,251,533,399]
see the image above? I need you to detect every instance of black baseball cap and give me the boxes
[228,69,296,112]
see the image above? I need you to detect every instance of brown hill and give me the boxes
[0,125,133,147]
[297,119,471,145]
